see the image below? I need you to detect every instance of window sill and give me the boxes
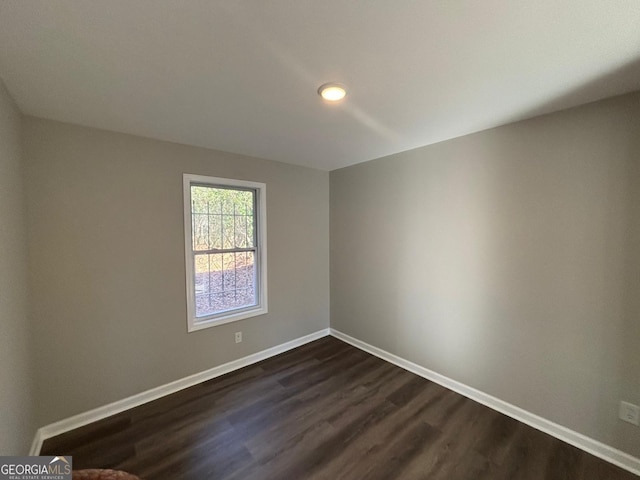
[187,306,268,332]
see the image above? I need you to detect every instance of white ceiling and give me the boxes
[1,1,639,171]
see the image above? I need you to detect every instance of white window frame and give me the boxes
[183,173,268,332]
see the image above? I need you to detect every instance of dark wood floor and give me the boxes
[42,337,637,479]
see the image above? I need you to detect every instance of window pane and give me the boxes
[191,185,255,251]
[234,214,246,248]
[194,251,256,317]
[222,213,235,249]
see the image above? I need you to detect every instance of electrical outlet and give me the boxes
[619,401,640,426]
[235,332,242,344]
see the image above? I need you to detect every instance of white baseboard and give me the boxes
[330,328,640,477]
[28,429,44,457]
[29,328,330,456]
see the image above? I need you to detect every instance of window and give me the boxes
[183,174,267,331]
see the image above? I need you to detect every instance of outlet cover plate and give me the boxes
[619,401,640,426]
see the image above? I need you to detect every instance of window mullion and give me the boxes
[194,247,256,255]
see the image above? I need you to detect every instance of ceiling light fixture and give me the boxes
[318,82,347,102]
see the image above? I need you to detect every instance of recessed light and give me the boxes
[318,82,347,102]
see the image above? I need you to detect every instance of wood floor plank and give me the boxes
[348,420,442,480]
[244,358,398,462]
[545,440,583,480]
[473,408,521,465]
[488,426,557,480]
[41,336,639,480]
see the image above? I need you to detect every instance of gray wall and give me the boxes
[0,80,34,453]
[23,118,330,426]
[331,92,640,457]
